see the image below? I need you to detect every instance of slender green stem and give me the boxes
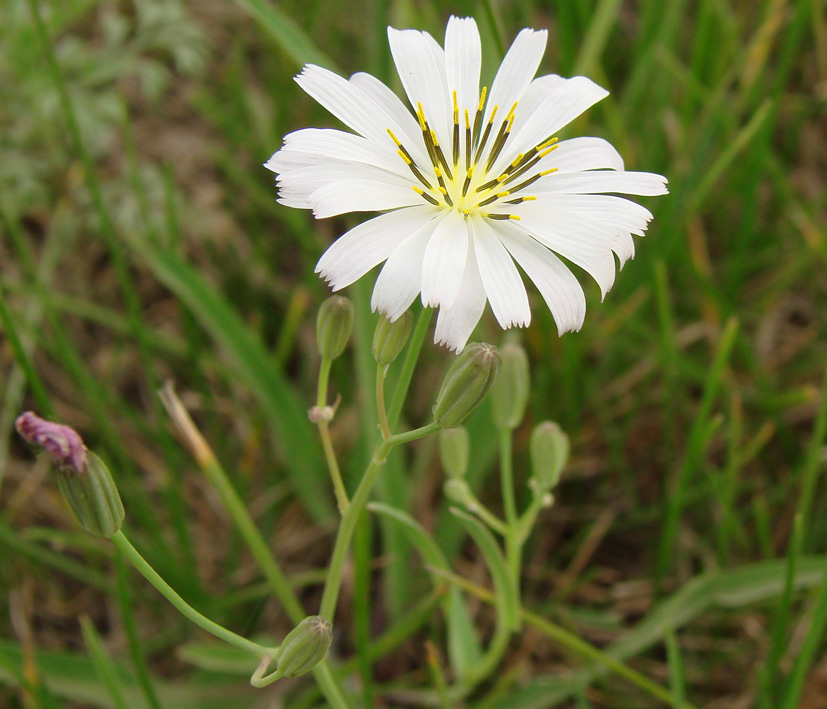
[112,531,274,658]
[316,357,350,512]
[376,365,391,440]
[499,428,522,604]
[429,565,696,708]
[466,497,508,536]
[319,421,440,622]
[387,308,433,429]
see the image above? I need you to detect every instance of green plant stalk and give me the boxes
[316,356,350,512]
[319,421,440,622]
[499,428,522,609]
[80,617,128,709]
[386,308,433,429]
[111,531,274,658]
[429,566,697,708]
[376,365,392,440]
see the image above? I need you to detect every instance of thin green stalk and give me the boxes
[112,531,273,658]
[387,308,433,429]
[319,422,440,622]
[316,357,350,512]
[429,566,696,708]
[499,428,522,607]
[376,365,391,440]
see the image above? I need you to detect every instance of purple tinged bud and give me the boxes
[15,412,87,473]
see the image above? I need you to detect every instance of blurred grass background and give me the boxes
[1,0,826,706]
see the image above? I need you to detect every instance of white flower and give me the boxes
[266,16,667,352]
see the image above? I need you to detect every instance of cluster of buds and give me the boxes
[15,412,124,539]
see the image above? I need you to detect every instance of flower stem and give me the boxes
[319,421,440,622]
[499,428,522,608]
[316,356,349,513]
[386,308,433,429]
[111,531,274,658]
[376,365,391,441]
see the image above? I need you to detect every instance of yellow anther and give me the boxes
[509,214,521,221]
[539,137,559,150]
[464,109,470,128]
[488,104,499,124]
[496,173,509,183]
[462,208,470,216]
[510,153,525,167]
[452,91,459,123]
[539,144,559,158]
[438,186,448,195]
[505,101,518,122]
[397,149,412,165]
[412,186,425,195]
[497,191,510,198]
[434,166,442,178]
[477,87,488,112]
[430,129,439,146]
[540,168,559,176]
[522,195,536,201]
[387,129,402,146]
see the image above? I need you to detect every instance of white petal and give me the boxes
[544,137,624,172]
[612,231,636,268]
[510,74,567,135]
[433,242,486,352]
[420,210,469,309]
[372,212,445,319]
[484,28,548,126]
[348,72,429,166]
[513,200,619,296]
[497,77,608,176]
[295,65,406,151]
[445,16,481,119]
[471,215,530,328]
[268,128,407,176]
[531,171,669,196]
[316,206,437,290]
[388,27,452,147]
[537,194,654,234]
[308,179,423,218]
[497,222,586,334]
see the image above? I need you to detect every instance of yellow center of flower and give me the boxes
[388,89,559,220]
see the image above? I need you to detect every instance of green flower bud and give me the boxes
[490,342,530,430]
[16,412,124,539]
[443,478,474,506]
[276,616,333,678]
[433,343,501,429]
[372,312,413,366]
[56,451,125,539]
[316,296,354,360]
[529,421,569,492]
[438,427,469,479]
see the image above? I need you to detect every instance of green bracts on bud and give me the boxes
[490,342,530,430]
[372,312,413,366]
[316,296,354,360]
[529,421,569,492]
[439,427,469,479]
[433,343,501,429]
[56,451,124,539]
[276,616,333,678]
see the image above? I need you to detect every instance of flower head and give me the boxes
[267,17,667,351]
[15,411,87,473]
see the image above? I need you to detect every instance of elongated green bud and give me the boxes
[316,296,354,360]
[372,312,413,366]
[438,427,469,479]
[276,616,332,678]
[15,412,124,539]
[433,343,501,429]
[529,421,569,492]
[490,342,530,430]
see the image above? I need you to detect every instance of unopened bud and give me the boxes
[276,616,332,678]
[438,427,469,479]
[16,412,124,539]
[490,342,530,430]
[372,312,413,366]
[443,478,474,506]
[316,296,353,360]
[529,421,569,492]
[433,343,501,429]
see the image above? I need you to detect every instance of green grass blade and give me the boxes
[80,617,129,709]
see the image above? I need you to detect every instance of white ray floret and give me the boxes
[266,15,668,351]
